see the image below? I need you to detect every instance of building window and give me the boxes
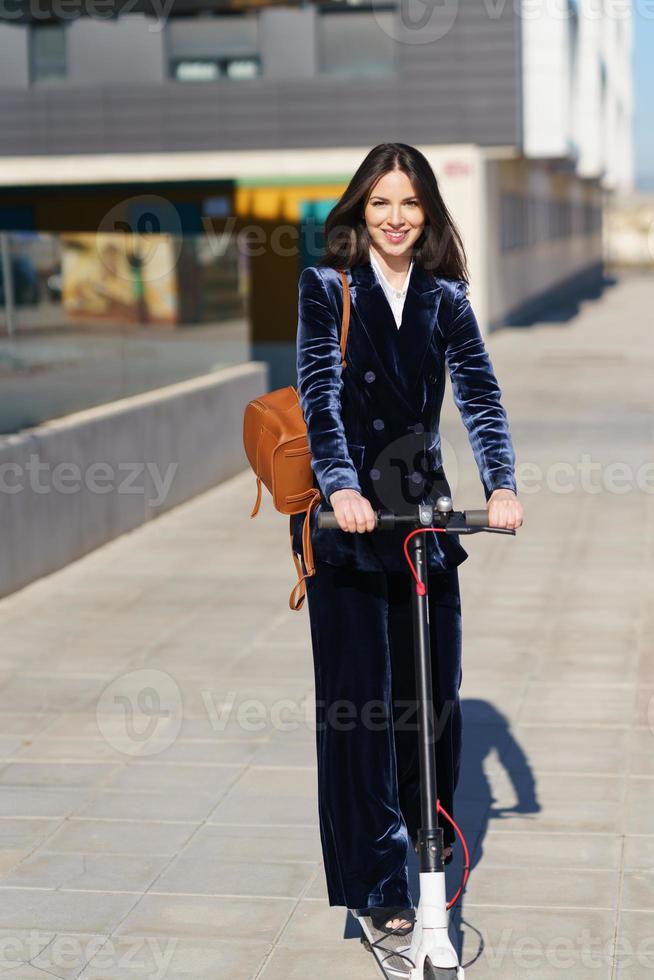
[171,56,261,82]
[167,17,260,82]
[318,11,395,77]
[501,192,528,252]
[30,23,67,83]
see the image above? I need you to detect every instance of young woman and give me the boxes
[290,142,523,937]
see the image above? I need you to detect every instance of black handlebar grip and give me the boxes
[464,509,490,527]
[316,512,340,529]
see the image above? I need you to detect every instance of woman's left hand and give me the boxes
[487,488,523,529]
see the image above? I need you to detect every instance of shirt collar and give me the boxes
[369,250,414,295]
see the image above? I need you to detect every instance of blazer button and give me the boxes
[413,422,424,434]
[364,370,376,383]
[373,418,385,430]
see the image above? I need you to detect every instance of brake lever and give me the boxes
[451,527,516,536]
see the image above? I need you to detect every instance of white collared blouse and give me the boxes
[368,250,414,329]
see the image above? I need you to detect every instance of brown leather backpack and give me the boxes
[243,269,350,611]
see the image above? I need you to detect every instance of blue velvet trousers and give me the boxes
[302,557,463,910]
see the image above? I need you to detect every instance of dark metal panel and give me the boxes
[0,1,521,155]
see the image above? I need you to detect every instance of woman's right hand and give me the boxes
[329,489,377,533]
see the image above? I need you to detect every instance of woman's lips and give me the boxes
[383,229,408,243]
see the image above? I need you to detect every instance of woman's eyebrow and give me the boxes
[369,195,419,202]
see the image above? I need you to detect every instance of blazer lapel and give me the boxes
[348,258,444,414]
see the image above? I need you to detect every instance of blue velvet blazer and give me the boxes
[290,258,517,573]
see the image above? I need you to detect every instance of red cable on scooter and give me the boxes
[402,525,447,594]
[436,799,471,909]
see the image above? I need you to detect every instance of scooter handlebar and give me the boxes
[316,512,340,529]
[462,509,490,527]
[316,507,502,531]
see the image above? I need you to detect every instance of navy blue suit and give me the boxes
[292,258,517,910]
[291,259,517,570]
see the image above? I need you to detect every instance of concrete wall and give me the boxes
[0,24,29,88]
[260,8,317,79]
[0,362,266,598]
[485,156,604,328]
[67,17,166,85]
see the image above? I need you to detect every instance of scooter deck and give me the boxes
[352,910,414,979]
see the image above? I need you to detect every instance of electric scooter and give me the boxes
[317,496,515,980]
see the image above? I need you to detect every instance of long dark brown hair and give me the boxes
[319,142,469,283]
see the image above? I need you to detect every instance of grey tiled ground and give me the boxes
[0,272,652,978]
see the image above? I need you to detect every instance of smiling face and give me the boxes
[364,168,426,267]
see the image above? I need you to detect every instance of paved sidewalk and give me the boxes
[0,272,652,979]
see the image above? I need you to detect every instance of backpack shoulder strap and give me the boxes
[338,269,351,370]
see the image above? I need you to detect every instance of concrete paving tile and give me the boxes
[518,685,635,725]
[0,763,118,789]
[82,937,271,980]
[0,928,56,973]
[458,906,616,966]
[0,819,63,849]
[464,865,619,910]
[468,800,623,835]
[0,889,139,933]
[473,831,622,870]
[210,766,318,826]
[173,822,322,864]
[225,642,314,682]
[153,854,316,899]
[485,770,625,806]
[0,851,170,892]
[100,761,245,794]
[635,686,654,726]
[210,789,317,827]
[303,870,329,901]
[44,819,197,856]
[12,932,110,980]
[0,849,30,876]
[623,836,654,871]
[114,893,294,941]
[248,735,316,767]
[275,899,369,950]
[457,682,527,721]
[258,940,375,980]
[530,657,639,686]
[174,676,312,723]
[621,871,654,912]
[614,911,654,976]
[0,675,107,714]
[72,790,218,823]
[136,644,250,675]
[0,966,68,979]
[123,738,260,765]
[15,738,132,763]
[497,724,630,774]
[0,714,50,736]
[463,950,612,977]
[623,779,654,835]
[628,729,654,776]
[0,788,92,819]
[215,766,316,798]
